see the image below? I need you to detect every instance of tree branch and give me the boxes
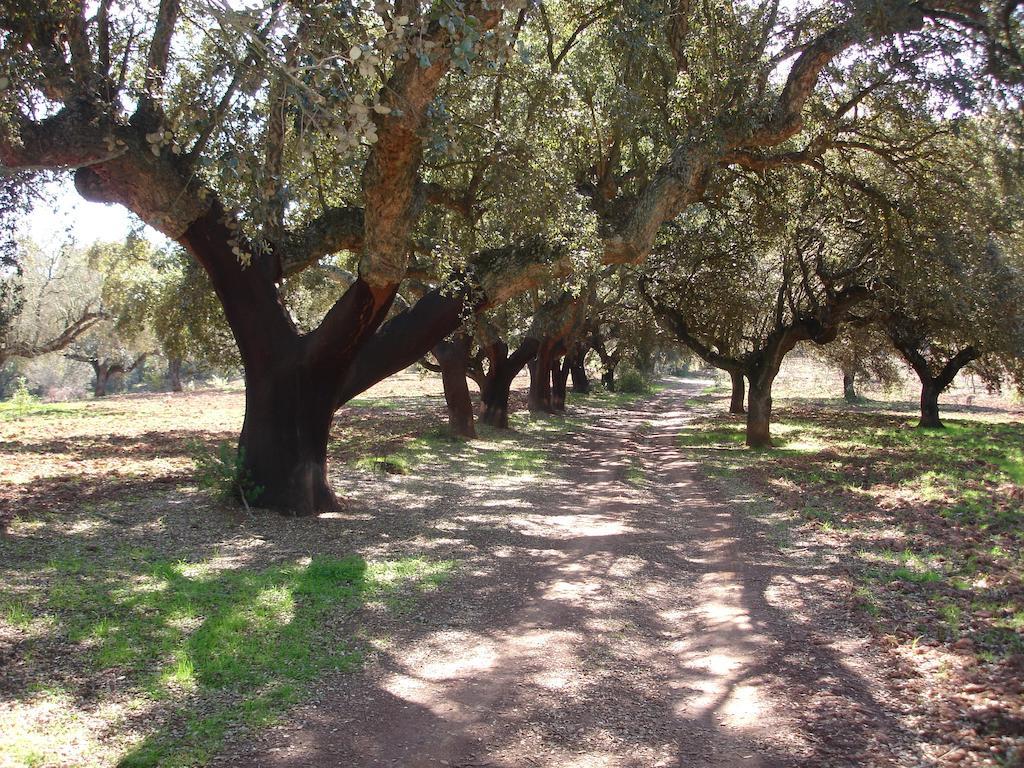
[279,206,365,278]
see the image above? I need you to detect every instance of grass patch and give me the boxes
[348,424,553,479]
[1,549,454,768]
[0,399,109,421]
[679,399,1024,663]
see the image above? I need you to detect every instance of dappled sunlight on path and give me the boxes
[219,379,911,768]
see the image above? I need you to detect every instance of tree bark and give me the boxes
[601,366,616,391]
[433,333,475,439]
[528,344,557,413]
[168,357,183,392]
[746,380,773,448]
[570,358,589,393]
[93,362,114,397]
[552,356,570,411]
[239,363,339,515]
[479,337,539,428]
[842,367,857,403]
[919,379,943,428]
[566,343,590,394]
[729,370,746,414]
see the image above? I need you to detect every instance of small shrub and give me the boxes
[189,441,263,507]
[2,377,40,415]
[615,366,651,394]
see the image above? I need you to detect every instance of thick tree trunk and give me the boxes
[528,345,556,413]
[601,364,617,391]
[746,381,773,447]
[842,367,857,403]
[567,344,590,394]
[481,374,514,428]
[238,364,339,515]
[570,360,589,393]
[168,357,184,392]
[728,370,746,414]
[919,379,943,429]
[93,362,122,397]
[479,337,539,428]
[433,333,475,439]
[552,357,570,412]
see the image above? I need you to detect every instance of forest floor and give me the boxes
[0,373,1021,767]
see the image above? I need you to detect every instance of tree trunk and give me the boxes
[601,364,617,391]
[481,373,514,428]
[919,379,943,429]
[568,344,590,394]
[479,337,538,428]
[842,367,857,403]
[168,357,184,392]
[728,370,746,414]
[746,380,773,447]
[238,365,339,515]
[528,345,555,413]
[552,357,570,412]
[93,362,114,397]
[570,359,589,393]
[433,333,475,439]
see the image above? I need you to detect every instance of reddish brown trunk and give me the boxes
[480,337,539,428]
[168,357,183,392]
[179,207,402,516]
[919,380,943,429]
[552,356,570,411]
[729,370,746,414]
[239,356,339,515]
[746,382,772,447]
[433,333,475,439]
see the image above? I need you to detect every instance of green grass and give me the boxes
[3,549,454,768]
[350,425,553,478]
[681,401,1024,661]
[0,398,106,421]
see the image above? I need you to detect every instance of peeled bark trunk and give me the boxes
[434,333,475,439]
[479,337,539,428]
[842,368,857,403]
[481,375,514,428]
[888,336,979,432]
[919,380,943,429]
[728,370,746,414]
[601,365,617,391]
[177,209,397,515]
[567,344,590,394]
[552,357,570,412]
[93,363,114,397]
[239,365,339,515]
[746,381,773,448]
[168,357,184,392]
[91,360,125,397]
[528,345,557,413]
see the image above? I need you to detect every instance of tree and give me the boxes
[642,174,877,447]
[814,323,903,403]
[2,0,1015,511]
[0,238,105,375]
[0,0,577,514]
[862,118,1024,426]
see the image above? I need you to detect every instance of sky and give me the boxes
[23,177,151,248]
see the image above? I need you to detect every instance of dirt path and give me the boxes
[220,379,914,768]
